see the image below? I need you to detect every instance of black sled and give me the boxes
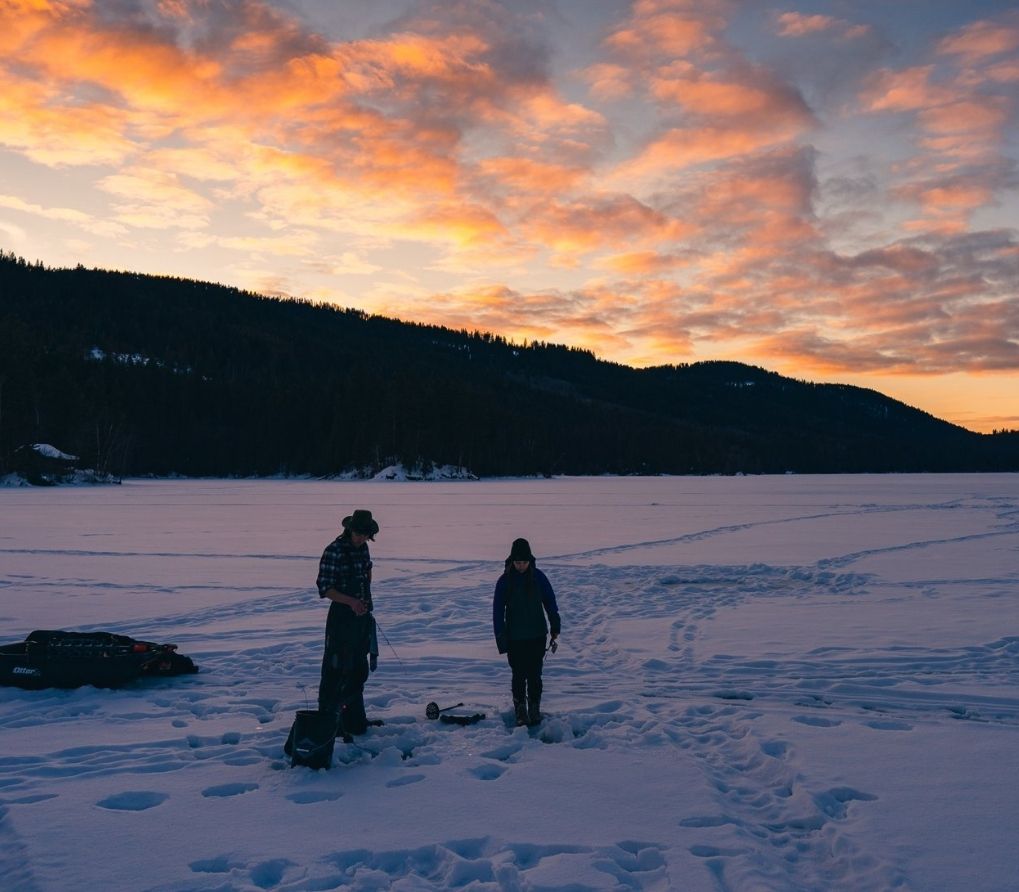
[284,709,336,769]
[0,630,198,690]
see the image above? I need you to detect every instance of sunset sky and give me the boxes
[1,1,1017,431]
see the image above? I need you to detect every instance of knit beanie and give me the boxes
[509,538,533,561]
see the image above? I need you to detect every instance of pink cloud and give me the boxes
[522,194,691,259]
[938,17,1019,62]
[595,251,690,275]
[612,118,808,183]
[858,18,1017,234]
[774,11,870,40]
[918,98,1008,135]
[987,59,1019,82]
[861,66,947,112]
[603,1,727,59]
[649,66,813,125]
[579,63,635,100]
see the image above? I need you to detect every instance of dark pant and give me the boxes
[506,636,546,704]
[318,608,370,735]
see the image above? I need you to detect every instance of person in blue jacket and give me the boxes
[493,537,561,726]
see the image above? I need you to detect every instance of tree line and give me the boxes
[2,251,1017,478]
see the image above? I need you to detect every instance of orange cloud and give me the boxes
[859,16,1017,235]
[522,194,691,261]
[774,12,870,40]
[579,63,635,101]
[596,3,815,188]
[862,66,947,112]
[595,251,691,275]
[474,157,587,199]
[0,79,136,166]
[26,25,227,128]
[613,119,807,182]
[776,12,840,36]
[938,17,1019,62]
[650,68,812,124]
[897,178,996,227]
[987,59,1019,82]
[0,0,609,269]
[505,91,607,137]
[409,202,508,249]
[918,98,1008,135]
[604,0,728,59]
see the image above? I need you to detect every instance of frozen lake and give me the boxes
[2,475,1018,890]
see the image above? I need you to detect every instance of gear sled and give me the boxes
[0,630,199,690]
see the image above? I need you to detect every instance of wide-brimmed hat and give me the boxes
[342,509,379,538]
[508,537,533,562]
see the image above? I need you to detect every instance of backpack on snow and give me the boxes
[283,709,336,769]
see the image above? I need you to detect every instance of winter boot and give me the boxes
[527,697,541,727]
[514,699,528,727]
[340,697,368,737]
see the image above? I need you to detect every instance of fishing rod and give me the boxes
[372,618,407,668]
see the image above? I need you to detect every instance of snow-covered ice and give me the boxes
[1,475,1018,891]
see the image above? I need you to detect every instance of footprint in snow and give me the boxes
[286,791,342,804]
[250,859,292,889]
[792,715,841,728]
[190,855,235,874]
[679,815,734,828]
[201,782,259,798]
[864,720,913,731]
[97,791,169,811]
[760,739,790,758]
[385,773,425,788]
[814,787,878,819]
[690,844,745,858]
[471,764,506,781]
[480,742,522,762]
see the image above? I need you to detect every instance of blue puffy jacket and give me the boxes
[493,562,561,650]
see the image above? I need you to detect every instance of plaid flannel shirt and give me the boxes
[317,535,373,610]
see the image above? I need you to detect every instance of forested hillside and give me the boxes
[1,252,1016,477]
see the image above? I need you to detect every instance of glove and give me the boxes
[496,633,508,655]
[369,653,378,672]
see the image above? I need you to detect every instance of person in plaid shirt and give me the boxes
[316,508,380,737]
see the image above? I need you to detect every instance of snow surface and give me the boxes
[1,475,1018,891]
